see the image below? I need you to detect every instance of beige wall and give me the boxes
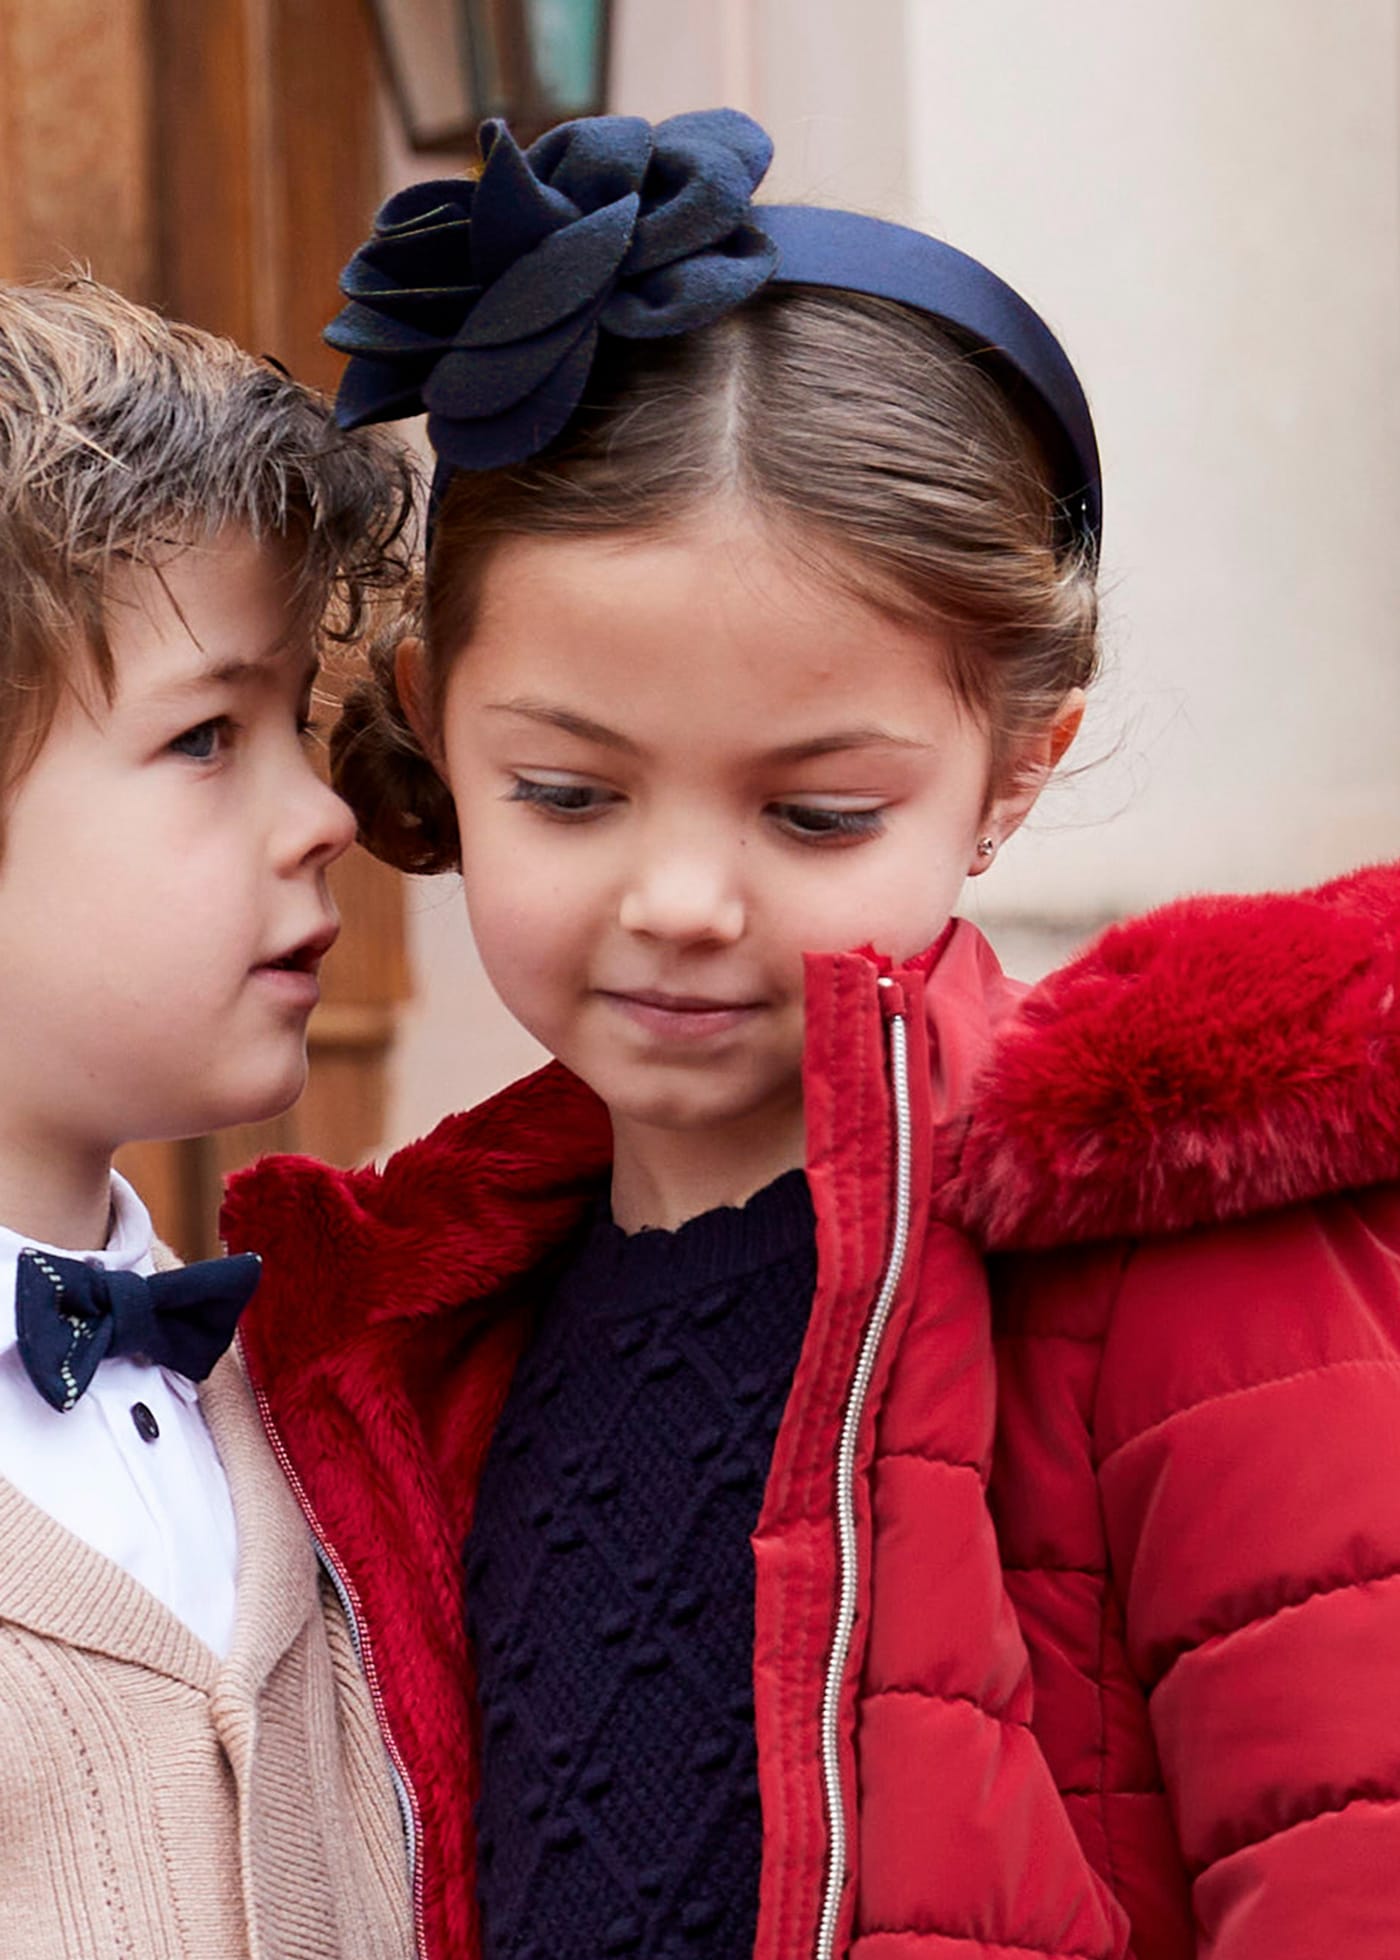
[380,0,1400,1153]
[910,0,1400,928]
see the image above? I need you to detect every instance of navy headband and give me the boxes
[761,204,1100,557]
[327,109,1101,558]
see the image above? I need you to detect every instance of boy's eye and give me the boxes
[507,775,619,818]
[169,717,231,762]
[771,802,887,843]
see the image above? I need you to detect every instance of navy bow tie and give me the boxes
[15,1248,262,1413]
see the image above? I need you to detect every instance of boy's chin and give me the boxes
[136,1054,312,1147]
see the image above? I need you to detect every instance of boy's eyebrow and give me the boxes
[157,648,319,695]
[485,698,928,761]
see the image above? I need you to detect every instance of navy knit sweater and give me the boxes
[465,1169,816,1960]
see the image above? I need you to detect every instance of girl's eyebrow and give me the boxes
[767,729,931,763]
[485,699,638,753]
[485,698,929,763]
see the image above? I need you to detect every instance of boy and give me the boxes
[0,276,416,1957]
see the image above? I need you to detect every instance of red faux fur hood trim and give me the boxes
[936,860,1400,1250]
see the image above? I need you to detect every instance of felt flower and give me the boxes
[327,109,777,472]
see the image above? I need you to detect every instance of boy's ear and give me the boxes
[393,637,437,760]
[969,688,1085,875]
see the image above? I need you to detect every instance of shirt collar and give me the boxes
[0,1170,158,1358]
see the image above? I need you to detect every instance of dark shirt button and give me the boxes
[130,1402,159,1444]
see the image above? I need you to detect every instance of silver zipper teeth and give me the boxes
[814,988,913,1960]
[248,1375,427,1959]
[314,1539,421,1894]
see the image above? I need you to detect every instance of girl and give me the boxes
[225,111,1400,1960]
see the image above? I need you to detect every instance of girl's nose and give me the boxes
[618,847,746,946]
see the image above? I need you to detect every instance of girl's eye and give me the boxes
[772,802,887,843]
[169,717,232,762]
[507,776,619,819]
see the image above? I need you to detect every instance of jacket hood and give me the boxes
[936,860,1400,1249]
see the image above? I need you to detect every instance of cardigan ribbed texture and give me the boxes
[466,1169,816,1960]
[0,1346,413,1958]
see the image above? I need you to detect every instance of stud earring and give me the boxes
[975,836,996,860]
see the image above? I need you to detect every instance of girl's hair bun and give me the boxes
[329,597,462,875]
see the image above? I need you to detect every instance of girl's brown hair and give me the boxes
[333,287,1099,874]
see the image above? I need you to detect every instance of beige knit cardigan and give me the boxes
[0,1347,415,1958]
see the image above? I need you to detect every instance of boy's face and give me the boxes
[0,527,355,1164]
[428,509,1056,1181]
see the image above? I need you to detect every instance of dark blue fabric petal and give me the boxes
[426,306,601,418]
[335,350,434,428]
[334,284,476,345]
[458,199,636,347]
[427,328,600,472]
[326,296,465,358]
[655,109,773,192]
[371,177,475,236]
[625,113,775,275]
[340,222,476,305]
[473,119,582,284]
[601,227,777,338]
[528,115,654,214]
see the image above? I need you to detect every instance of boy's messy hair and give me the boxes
[0,273,415,822]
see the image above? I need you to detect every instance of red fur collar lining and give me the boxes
[225,1062,612,1383]
[935,861,1400,1249]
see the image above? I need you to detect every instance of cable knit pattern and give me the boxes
[0,1350,412,1959]
[467,1170,815,1960]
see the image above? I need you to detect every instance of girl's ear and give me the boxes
[393,637,437,760]
[968,688,1085,875]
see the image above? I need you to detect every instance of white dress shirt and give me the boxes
[0,1173,238,1655]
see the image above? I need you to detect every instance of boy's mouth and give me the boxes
[253,920,340,981]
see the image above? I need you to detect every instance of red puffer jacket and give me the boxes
[224,861,1400,1960]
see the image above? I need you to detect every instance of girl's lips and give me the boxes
[599,989,764,1042]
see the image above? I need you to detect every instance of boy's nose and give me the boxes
[306,775,357,870]
[618,849,745,945]
[281,765,357,874]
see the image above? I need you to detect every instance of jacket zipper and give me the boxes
[248,1377,429,1960]
[814,978,914,1960]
